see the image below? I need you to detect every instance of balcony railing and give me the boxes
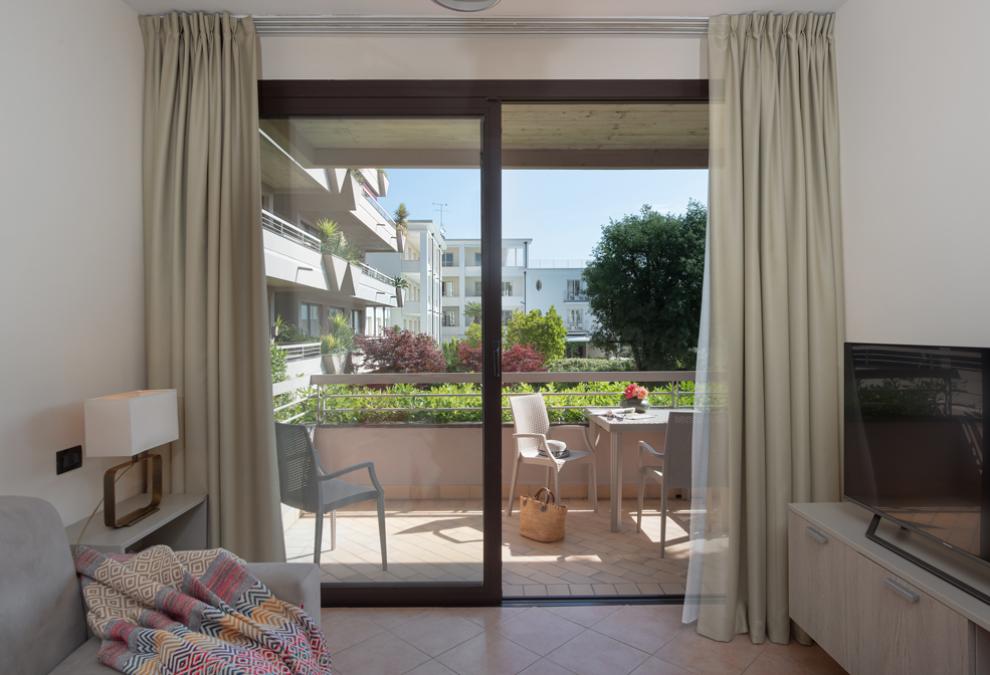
[273,371,695,425]
[357,262,396,286]
[275,342,321,362]
[359,184,397,229]
[262,209,321,253]
[566,292,589,302]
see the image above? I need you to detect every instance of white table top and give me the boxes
[585,407,677,431]
[66,493,206,550]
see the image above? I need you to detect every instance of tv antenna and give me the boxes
[432,202,449,229]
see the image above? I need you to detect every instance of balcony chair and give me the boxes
[635,411,694,557]
[506,393,598,516]
[275,422,387,569]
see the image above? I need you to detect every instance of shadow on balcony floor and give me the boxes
[284,498,691,597]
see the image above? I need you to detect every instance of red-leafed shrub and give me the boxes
[357,328,447,373]
[456,342,546,372]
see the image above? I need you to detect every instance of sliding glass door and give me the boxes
[261,103,503,605]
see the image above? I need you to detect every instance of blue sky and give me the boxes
[379,169,708,262]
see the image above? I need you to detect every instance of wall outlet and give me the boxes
[56,445,83,475]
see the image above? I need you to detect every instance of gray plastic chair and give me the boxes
[275,422,387,569]
[635,411,693,557]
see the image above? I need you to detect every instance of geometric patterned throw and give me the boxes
[74,545,331,674]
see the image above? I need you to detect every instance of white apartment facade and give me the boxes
[366,219,445,341]
[440,238,531,341]
[524,266,598,357]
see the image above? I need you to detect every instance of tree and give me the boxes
[393,203,409,237]
[357,327,446,373]
[584,201,706,370]
[504,308,567,363]
[464,301,482,325]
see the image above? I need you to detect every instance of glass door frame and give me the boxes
[259,80,708,607]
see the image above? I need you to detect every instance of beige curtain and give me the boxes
[141,13,284,562]
[683,13,843,644]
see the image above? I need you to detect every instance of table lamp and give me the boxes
[84,389,178,528]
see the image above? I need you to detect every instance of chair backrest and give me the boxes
[0,496,87,674]
[509,393,551,454]
[274,423,322,512]
[663,412,694,490]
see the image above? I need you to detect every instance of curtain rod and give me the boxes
[250,16,709,36]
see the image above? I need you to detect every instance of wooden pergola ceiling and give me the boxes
[260,103,708,169]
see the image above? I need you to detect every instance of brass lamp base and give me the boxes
[103,452,163,528]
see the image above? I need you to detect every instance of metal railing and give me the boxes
[358,184,397,229]
[565,292,589,302]
[275,342,321,361]
[357,262,396,286]
[261,209,322,252]
[273,371,695,425]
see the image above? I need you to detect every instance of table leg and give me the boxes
[610,431,622,532]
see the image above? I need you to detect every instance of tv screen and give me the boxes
[844,342,989,564]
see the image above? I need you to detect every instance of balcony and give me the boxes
[260,130,398,254]
[263,209,397,308]
[276,371,695,597]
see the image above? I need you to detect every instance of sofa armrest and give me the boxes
[246,562,321,625]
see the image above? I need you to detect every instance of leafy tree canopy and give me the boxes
[504,308,567,363]
[584,200,706,370]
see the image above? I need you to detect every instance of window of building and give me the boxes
[473,252,482,266]
[299,303,321,337]
[501,310,513,326]
[567,308,584,328]
[501,281,514,297]
[442,252,455,267]
[566,279,588,301]
[442,308,459,328]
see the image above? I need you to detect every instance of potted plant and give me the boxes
[622,383,650,412]
[321,313,355,374]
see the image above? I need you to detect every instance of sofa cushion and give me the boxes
[245,562,322,624]
[49,638,116,675]
[0,496,87,675]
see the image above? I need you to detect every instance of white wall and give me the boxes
[837,0,990,347]
[0,0,145,523]
[262,34,706,80]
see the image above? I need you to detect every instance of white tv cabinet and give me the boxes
[789,502,990,675]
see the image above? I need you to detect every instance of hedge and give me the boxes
[274,380,694,425]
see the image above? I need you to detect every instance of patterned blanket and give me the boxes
[74,545,331,674]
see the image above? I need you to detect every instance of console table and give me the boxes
[66,493,207,554]
[789,501,990,674]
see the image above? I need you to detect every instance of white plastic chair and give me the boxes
[506,393,598,516]
[635,411,693,557]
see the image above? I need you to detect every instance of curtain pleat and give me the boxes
[683,12,843,644]
[141,13,285,562]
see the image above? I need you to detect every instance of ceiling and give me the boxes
[260,103,708,169]
[123,0,846,17]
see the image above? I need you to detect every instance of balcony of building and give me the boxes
[263,209,397,309]
[276,371,695,598]
[259,124,399,254]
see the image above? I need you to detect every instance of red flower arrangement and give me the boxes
[623,383,649,401]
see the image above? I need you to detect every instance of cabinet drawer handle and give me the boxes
[805,526,828,545]
[884,577,920,604]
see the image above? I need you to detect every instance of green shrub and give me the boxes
[547,357,635,373]
[270,343,288,383]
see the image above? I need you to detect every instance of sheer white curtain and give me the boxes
[683,12,844,644]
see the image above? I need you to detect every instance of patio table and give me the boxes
[585,407,675,532]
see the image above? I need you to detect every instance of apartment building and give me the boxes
[525,266,598,357]
[259,128,400,377]
[440,238,531,340]
[366,219,445,341]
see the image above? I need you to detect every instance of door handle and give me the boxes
[884,577,920,604]
[805,526,829,545]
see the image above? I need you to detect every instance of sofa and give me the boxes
[0,496,321,675]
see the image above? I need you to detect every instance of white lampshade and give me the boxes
[84,389,179,458]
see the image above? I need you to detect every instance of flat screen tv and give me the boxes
[844,342,990,601]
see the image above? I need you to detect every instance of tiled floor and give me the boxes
[284,498,691,597]
[321,604,848,675]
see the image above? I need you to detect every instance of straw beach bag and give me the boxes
[519,487,567,542]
